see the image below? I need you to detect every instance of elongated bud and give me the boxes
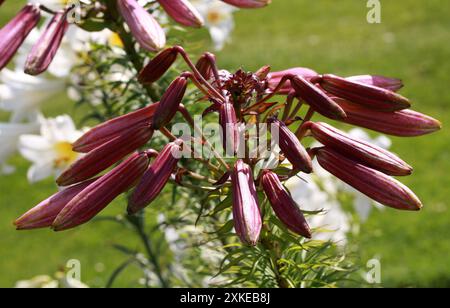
[316,147,422,211]
[261,170,311,238]
[157,0,204,28]
[320,74,410,111]
[0,4,41,70]
[307,122,412,176]
[268,67,319,95]
[57,125,153,186]
[73,103,159,153]
[151,76,188,129]
[290,75,347,120]
[196,52,216,80]
[269,118,313,173]
[335,98,442,137]
[219,102,239,155]
[24,10,69,76]
[117,0,166,52]
[52,152,150,231]
[221,0,271,8]
[14,179,97,230]
[128,140,183,214]
[231,160,262,246]
[346,75,403,92]
[138,47,179,84]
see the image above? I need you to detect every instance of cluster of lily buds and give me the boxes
[16,46,440,247]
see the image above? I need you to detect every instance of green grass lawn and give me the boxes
[1,0,449,287]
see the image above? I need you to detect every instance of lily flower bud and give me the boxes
[269,118,313,173]
[52,152,151,231]
[151,76,188,129]
[231,160,262,246]
[261,170,311,238]
[316,147,422,211]
[219,102,239,155]
[268,67,319,94]
[307,121,412,176]
[117,0,166,52]
[221,0,271,8]
[14,179,97,230]
[335,99,442,137]
[72,103,159,153]
[25,10,69,76]
[346,75,403,92]
[57,125,153,187]
[320,74,410,111]
[0,4,40,70]
[128,140,183,214]
[290,75,347,120]
[157,0,204,28]
[196,52,216,80]
[138,47,179,84]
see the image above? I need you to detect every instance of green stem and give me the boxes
[131,214,170,288]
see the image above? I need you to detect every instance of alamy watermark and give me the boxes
[367,0,382,24]
[365,258,382,284]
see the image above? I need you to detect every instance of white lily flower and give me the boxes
[18,115,84,183]
[192,0,237,50]
[0,114,41,175]
[0,69,64,118]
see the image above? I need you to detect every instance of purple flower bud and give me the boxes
[261,170,311,238]
[335,98,442,137]
[346,75,403,92]
[268,67,319,94]
[117,0,166,52]
[290,75,347,120]
[24,10,69,76]
[14,179,97,230]
[138,47,179,84]
[196,52,216,80]
[52,152,151,231]
[0,4,40,70]
[128,140,183,214]
[219,102,239,155]
[158,0,204,28]
[316,147,422,211]
[57,124,154,187]
[231,160,262,246]
[307,121,412,176]
[72,103,159,153]
[320,74,410,111]
[151,76,188,129]
[269,118,313,173]
[221,0,271,8]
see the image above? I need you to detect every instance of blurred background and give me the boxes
[0,0,449,287]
